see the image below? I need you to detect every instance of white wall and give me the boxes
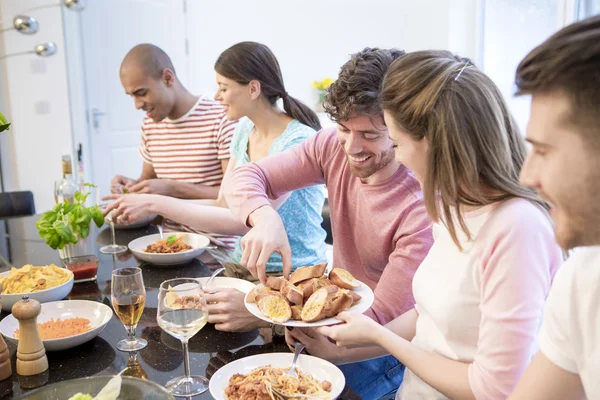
[187,0,479,106]
[481,0,563,134]
[0,0,479,213]
[0,0,75,212]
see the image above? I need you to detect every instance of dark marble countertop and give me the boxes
[0,216,358,399]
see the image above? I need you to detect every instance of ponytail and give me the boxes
[282,94,322,131]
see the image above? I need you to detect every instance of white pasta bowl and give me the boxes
[0,300,113,351]
[0,269,74,312]
[128,232,211,266]
[209,353,345,400]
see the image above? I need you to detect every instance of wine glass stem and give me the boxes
[182,339,191,380]
[111,221,117,246]
[126,324,137,341]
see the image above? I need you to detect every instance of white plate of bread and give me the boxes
[244,263,374,327]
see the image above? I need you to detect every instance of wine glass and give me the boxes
[100,185,127,254]
[157,278,209,396]
[111,267,148,352]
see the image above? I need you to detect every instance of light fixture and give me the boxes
[20,0,86,13]
[0,42,57,60]
[64,0,86,11]
[0,15,39,35]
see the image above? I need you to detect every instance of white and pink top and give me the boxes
[399,198,563,400]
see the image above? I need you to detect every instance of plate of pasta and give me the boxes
[209,353,345,400]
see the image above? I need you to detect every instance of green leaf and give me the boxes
[89,206,105,228]
[123,188,129,194]
[53,220,76,243]
[79,224,90,239]
[83,182,98,189]
[74,191,90,204]
[47,235,61,250]
[166,235,177,245]
[0,112,10,132]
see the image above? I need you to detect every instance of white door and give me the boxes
[80,0,188,190]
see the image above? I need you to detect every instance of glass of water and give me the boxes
[157,278,209,396]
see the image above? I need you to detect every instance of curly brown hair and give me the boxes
[323,48,405,122]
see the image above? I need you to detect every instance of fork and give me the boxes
[157,224,164,240]
[268,342,324,399]
[284,341,305,379]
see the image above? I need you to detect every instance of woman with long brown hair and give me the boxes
[312,50,563,399]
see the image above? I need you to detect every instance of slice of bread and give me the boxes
[257,294,292,324]
[297,277,334,301]
[291,304,303,320]
[327,292,354,317]
[281,279,304,306]
[329,268,360,289]
[289,263,327,284]
[301,288,331,322]
[246,285,269,303]
[266,276,285,291]
[339,288,362,305]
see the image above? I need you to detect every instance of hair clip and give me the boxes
[454,62,470,81]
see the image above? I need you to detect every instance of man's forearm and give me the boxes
[168,181,220,200]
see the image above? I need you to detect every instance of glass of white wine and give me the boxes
[111,267,148,352]
[157,278,209,396]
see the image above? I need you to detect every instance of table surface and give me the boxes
[0,215,358,399]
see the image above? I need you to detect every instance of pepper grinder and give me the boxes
[0,300,11,380]
[12,296,48,376]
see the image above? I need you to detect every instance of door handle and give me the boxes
[91,108,106,129]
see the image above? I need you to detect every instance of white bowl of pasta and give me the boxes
[128,232,211,266]
[209,352,345,400]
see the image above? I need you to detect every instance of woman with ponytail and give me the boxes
[106,42,328,332]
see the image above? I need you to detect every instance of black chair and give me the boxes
[321,198,333,245]
[0,191,35,219]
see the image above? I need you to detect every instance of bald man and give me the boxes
[107,44,238,247]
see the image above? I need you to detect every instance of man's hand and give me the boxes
[242,206,292,283]
[285,327,342,364]
[110,174,138,189]
[127,179,173,195]
[205,288,269,332]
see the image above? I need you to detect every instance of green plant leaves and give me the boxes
[0,112,10,133]
[35,184,105,249]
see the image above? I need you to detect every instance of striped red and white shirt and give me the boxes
[139,96,238,248]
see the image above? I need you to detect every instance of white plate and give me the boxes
[0,270,74,312]
[245,279,374,327]
[128,232,211,266]
[209,353,345,400]
[197,276,255,294]
[0,300,113,351]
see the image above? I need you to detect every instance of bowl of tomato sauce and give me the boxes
[62,255,99,283]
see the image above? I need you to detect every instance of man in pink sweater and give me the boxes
[224,48,433,399]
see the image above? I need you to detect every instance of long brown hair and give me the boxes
[215,41,321,131]
[381,50,547,248]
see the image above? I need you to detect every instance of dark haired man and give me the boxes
[510,15,600,400]
[224,48,433,398]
